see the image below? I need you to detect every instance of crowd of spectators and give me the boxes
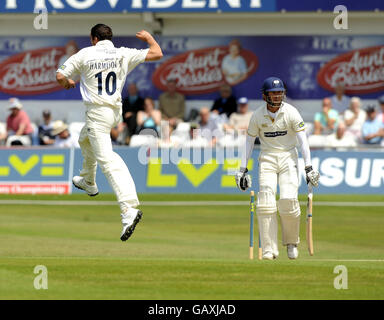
[1,80,383,149]
[308,82,384,148]
[0,98,80,148]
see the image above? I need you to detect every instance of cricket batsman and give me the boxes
[56,24,163,241]
[235,77,320,260]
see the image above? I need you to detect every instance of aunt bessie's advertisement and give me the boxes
[0,36,383,100]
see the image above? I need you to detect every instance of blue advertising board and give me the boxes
[0,148,73,194]
[0,35,383,101]
[0,147,383,194]
[0,0,383,13]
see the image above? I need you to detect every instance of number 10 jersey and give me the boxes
[57,40,149,108]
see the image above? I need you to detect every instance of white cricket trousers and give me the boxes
[258,148,299,198]
[78,105,139,212]
[257,148,301,253]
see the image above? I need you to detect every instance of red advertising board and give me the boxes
[0,183,70,194]
[152,45,258,95]
[317,45,384,94]
[0,47,66,96]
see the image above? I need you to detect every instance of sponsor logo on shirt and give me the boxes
[264,130,288,137]
[298,121,305,129]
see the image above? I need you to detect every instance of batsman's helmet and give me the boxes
[261,77,286,107]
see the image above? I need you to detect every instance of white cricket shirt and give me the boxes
[247,102,306,152]
[57,40,149,108]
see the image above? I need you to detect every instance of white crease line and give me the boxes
[0,200,383,206]
[0,256,382,263]
[308,259,384,262]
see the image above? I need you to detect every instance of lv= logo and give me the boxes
[9,155,39,176]
[0,154,65,177]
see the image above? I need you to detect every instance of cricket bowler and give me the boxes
[56,24,163,241]
[235,77,320,260]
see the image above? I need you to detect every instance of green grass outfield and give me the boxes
[0,193,383,300]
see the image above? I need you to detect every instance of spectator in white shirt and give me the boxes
[343,97,366,142]
[52,120,80,148]
[325,121,357,148]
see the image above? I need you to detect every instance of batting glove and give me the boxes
[305,166,320,187]
[235,167,252,192]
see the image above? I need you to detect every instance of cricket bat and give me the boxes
[306,183,314,256]
[250,191,262,260]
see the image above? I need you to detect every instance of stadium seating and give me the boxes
[6,135,32,146]
[129,134,159,147]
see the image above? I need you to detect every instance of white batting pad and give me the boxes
[256,191,277,214]
[256,192,279,257]
[278,198,301,245]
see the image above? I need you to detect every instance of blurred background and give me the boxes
[0,0,383,195]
